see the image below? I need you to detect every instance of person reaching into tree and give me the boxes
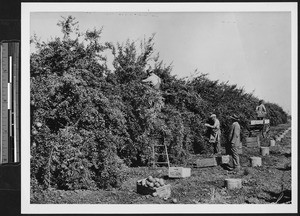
[205,114,221,156]
[142,71,161,90]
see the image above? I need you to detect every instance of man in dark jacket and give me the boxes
[228,114,241,171]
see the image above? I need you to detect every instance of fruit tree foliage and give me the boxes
[30,16,288,190]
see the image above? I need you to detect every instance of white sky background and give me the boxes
[30,12,291,114]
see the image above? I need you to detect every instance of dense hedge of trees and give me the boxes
[30,16,287,190]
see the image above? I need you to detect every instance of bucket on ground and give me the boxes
[270,139,275,147]
[260,147,270,156]
[250,156,262,167]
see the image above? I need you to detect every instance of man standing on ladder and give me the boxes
[141,68,168,168]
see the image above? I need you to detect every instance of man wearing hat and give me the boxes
[205,114,221,155]
[228,114,241,171]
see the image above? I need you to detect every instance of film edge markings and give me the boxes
[0,41,20,164]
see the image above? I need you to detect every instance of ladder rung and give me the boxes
[152,142,169,168]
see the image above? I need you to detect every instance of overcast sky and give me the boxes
[30,12,291,114]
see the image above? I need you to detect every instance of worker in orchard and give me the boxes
[256,100,267,120]
[142,69,162,90]
[205,114,221,155]
[227,114,241,171]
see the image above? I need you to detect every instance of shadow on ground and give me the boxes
[220,163,233,171]
[263,189,291,204]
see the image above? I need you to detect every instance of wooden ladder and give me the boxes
[152,137,170,168]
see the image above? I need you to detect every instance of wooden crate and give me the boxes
[168,167,191,178]
[225,178,242,190]
[194,157,217,168]
[250,119,270,125]
[136,179,171,198]
[245,136,260,147]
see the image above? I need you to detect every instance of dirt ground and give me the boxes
[31,123,292,205]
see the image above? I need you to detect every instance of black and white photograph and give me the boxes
[19,2,297,214]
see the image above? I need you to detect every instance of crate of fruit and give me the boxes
[136,176,171,198]
[168,167,191,178]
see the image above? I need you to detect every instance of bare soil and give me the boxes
[31,123,292,204]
